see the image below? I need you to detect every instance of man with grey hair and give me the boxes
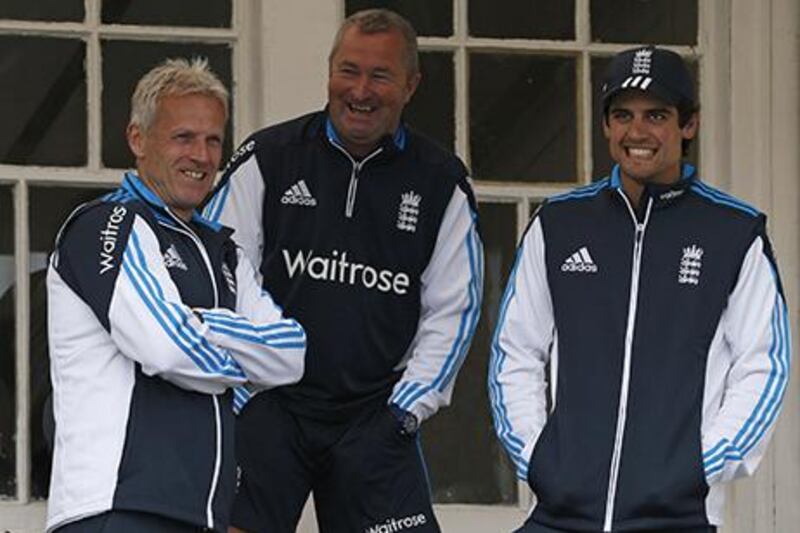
[205,8,483,533]
[46,57,306,532]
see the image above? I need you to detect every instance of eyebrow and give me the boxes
[609,105,674,114]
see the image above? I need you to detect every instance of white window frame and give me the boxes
[2,0,798,532]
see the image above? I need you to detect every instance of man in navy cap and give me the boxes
[489,46,790,532]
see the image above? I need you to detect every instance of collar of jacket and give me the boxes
[609,162,697,209]
[121,171,225,233]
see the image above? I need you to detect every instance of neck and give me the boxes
[622,178,644,209]
[136,169,193,222]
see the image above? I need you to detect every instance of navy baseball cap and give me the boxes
[601,46,695,111]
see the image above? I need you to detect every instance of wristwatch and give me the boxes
[389,404,419,437]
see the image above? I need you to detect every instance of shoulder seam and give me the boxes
[689,182,760,217]
[548,178,611,204]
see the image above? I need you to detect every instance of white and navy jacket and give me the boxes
[489,164,790,531]
[204,110,483,422]
[46,173,306,532]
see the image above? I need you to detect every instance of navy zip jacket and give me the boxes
[46,173,306,531]
[205,110,484,422]
[490,164,790,531]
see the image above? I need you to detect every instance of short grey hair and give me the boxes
[129,57,229,131]
[329,9,419,76]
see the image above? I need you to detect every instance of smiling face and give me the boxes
[327,26,420,157]
[604,90,698,198]
[127,93,225,220]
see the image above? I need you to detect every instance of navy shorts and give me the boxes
[54,510,205,532]
[231,391,440,533]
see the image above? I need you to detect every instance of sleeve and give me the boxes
[54,207,247,395]
[701,232,791,485]
[388,184,484,422]
[203,138,265,273]
[197,248,306,400]
[487,215,554,480]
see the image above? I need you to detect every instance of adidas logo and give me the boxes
[281,179,317,207]
[221,262,236,294]
[163,244,188,271]
[561,246,598,273]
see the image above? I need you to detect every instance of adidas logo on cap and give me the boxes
[281,179,317,207]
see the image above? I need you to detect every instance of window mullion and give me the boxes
[579,51,593,184]
[576,0,590,45]
[577,1,592,183]
[14,180,31,504]
[86,0,101,171]
[231,0,260,142]
[454,0,469,166]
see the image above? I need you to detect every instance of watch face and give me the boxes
[401,412,418,436]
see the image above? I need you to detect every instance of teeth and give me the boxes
[627,147,655,158]
[348,103,373,113]
[183,170,204,180]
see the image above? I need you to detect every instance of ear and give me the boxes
[126,123,145,159]
[681,112,699,140]
[602,117,611,139]
[403,72,422,104]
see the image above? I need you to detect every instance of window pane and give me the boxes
[469,0,574,40]
[28,186,113,500]
[470,53,577,182]
[0,0,83,21]
[405,52,454,152]
[0,185,15,497]
[0,37,87,166]
[345,0,452,37]
[591,56,699,180]
[101,41,233,169]
[591,0,697,45]
[102,0,231,28]
[422,202,518,504]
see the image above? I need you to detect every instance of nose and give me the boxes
[351,74,371,99]
[189,139,212,164]
[625,115,649,140]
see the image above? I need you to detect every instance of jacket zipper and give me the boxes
[206,395,223,528]
[602,193,653,532]
[164,213,222,530]
[327,141,383,218]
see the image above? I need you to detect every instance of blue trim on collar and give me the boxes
[610,162,696,188]
[123,171,166,208]
[122,171,222,231]
[610,165,622,188]
[325,117,406,152]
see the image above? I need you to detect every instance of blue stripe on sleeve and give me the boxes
[548,179,609,204]
[487,247,529,477]
[201,312,306,349]
[123,228,245,379]
[703,290,790,478]
[233,386,251,414]
[690,182,760,217]
[394,212,483,411]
